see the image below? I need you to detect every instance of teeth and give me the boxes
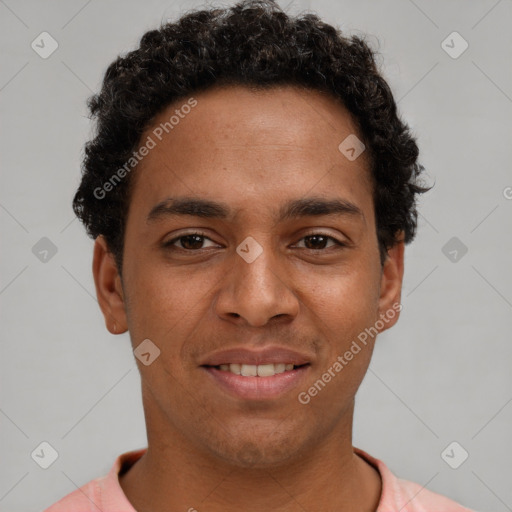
[274,363,286,374]
[229,363,241,375]
[217,363,298,376]
[241,364,258,376]
[257,364,275,377]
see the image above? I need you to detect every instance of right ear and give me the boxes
[92,236,128,334]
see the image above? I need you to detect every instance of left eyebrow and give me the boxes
[146,196,365,224]
[277,197,365,224]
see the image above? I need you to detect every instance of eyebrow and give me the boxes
[147,196,365,224]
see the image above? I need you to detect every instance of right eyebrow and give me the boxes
[147,197,230,222]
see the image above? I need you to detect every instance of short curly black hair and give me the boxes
[73,0,430,272]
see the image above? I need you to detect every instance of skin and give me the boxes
[93,84,404,511]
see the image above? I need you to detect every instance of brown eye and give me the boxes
[164,232,219,251]
[176,234,206,250]
[295,233,345,251]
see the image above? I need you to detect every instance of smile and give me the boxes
[202,363,310,400]
[215,362,300,377]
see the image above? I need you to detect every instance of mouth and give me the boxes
[201,362,311,400]
[199,346,313,400]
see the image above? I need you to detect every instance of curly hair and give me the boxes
[73,0,431,272]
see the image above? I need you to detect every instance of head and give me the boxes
[78,0,430,468]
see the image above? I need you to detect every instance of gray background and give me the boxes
[1,0,511,510]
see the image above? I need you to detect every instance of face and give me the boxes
[94,84,404,469]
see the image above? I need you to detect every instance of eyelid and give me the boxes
[163,230,219,247]
[292,231,347,248]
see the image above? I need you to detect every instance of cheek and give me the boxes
[123,262,226,381]
[296,262,381,388]
[122,273,184,355]
[296,271,381,406]
[298,260,381,326]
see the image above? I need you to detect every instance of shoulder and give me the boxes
[354,447,476,512]
[42,448,145,512]
[43,478,104,511]
[388,476,476,512]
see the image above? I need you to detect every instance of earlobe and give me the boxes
[92,236,128,335]
[377,235,405,332]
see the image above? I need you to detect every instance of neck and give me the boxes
[120,400,381,511]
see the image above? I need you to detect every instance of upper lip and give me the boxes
[200,347,312,366]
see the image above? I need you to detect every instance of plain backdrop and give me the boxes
[1,0,511,510]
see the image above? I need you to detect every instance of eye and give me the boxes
[294,233,346,251]
[163,232,220,251]
[163,231,347,253]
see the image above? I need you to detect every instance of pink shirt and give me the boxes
[44,447,475,511]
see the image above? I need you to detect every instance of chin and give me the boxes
[200,420,308,469]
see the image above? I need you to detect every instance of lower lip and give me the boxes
[202,366,310,400]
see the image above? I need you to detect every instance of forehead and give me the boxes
[129,84,373,221]
[149,84,365,150]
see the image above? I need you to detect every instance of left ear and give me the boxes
[377,233,405,332]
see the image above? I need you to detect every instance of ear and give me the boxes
[377,233,405,333]
[92,236,128,334]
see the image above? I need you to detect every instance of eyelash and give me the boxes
[163,231,347,252]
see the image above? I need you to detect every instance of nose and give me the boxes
[213,238,300,327]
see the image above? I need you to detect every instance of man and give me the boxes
[45,0,475,510]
